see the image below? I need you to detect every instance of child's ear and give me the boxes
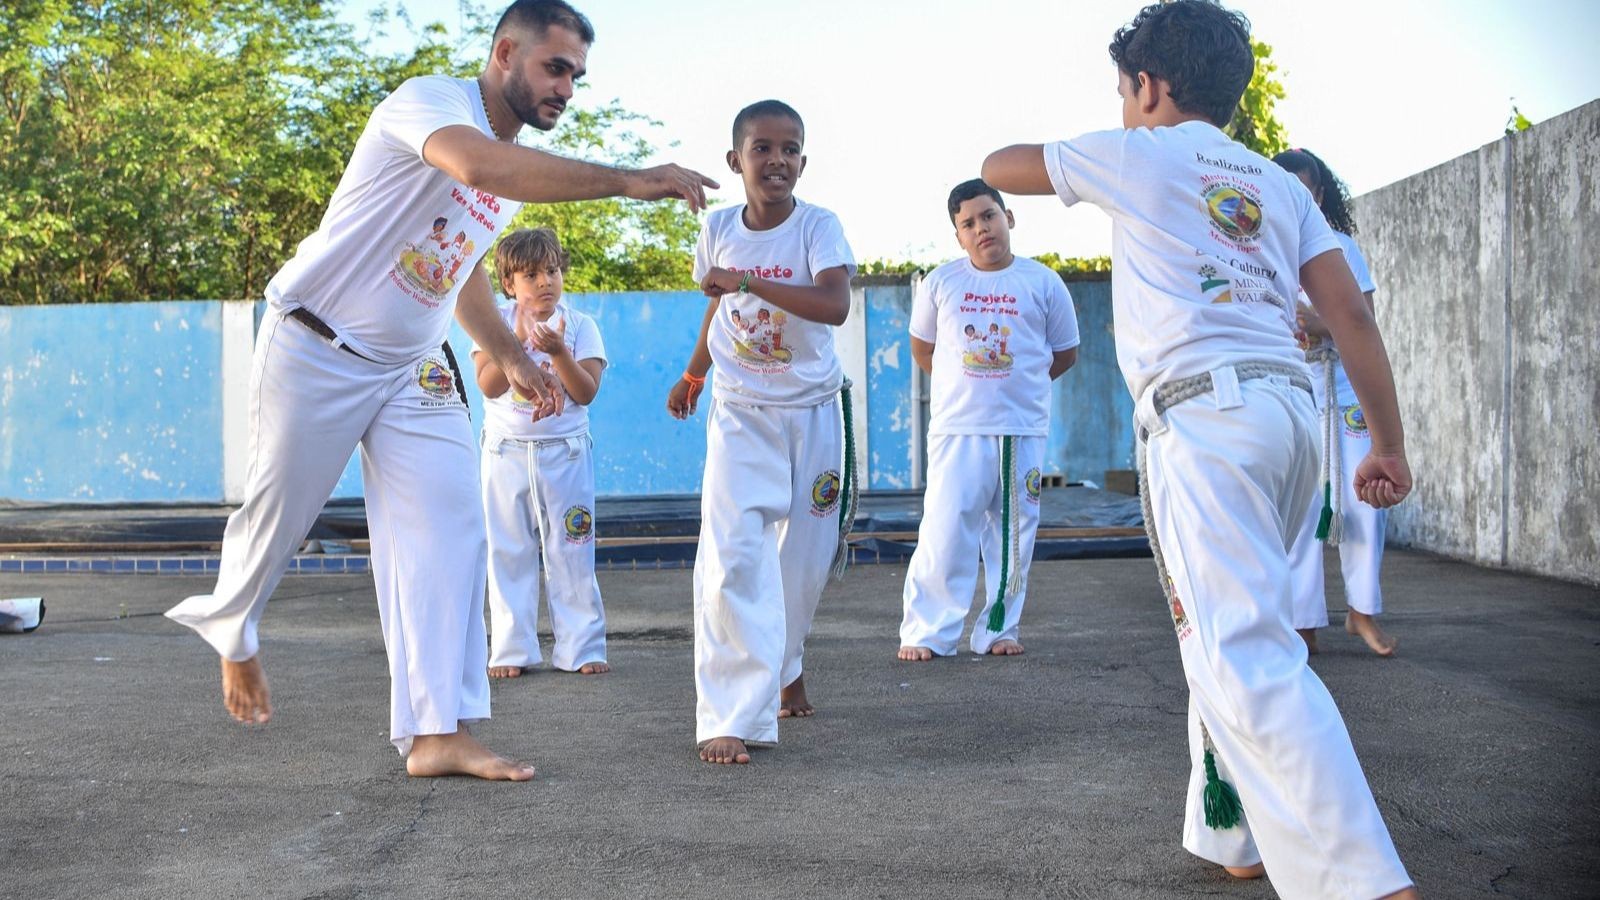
[1139,72,1163,115]
[797,154,807,177]
[1004,209,1016,229]
[726,149,742,173]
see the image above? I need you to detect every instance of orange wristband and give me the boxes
[681,371,706,387]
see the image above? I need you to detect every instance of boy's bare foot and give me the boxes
[220,655,272,724]
[698,736,750,764]
[578,661,610,675]
[1297,627,1320,654]
[1379,888,1420,899]
[1224,863,1265,879]
[897,645,935,661]
[988,639,1025,656]
[406,730,535,780]
[779,675,813,717]
[1345,610,1398,657]
[488,666,528,679]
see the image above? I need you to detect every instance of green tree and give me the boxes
[1227,38,1289,157]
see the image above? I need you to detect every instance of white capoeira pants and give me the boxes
[693,397,842,746]
[166,310,490,755]
[900,433,1044,655]
[481,431,606,672]
[1289,361,1386,628]
[1140,372,1410,899]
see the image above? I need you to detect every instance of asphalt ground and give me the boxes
[2,550,1596,899]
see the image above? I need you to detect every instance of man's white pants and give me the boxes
[166,312,490,755]
[1289,362,1386,628]
[693,397,842,746]
[1142,373,1410,899]
[481,431,606,672]
[900,433,1044,655]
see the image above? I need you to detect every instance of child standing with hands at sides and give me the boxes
[1275,148,1398,658]
[898,179,1079,662]
[982,2,1418,897]
[666,99,858,766]
[472,228,610,679]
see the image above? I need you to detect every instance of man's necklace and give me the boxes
[478,77,501,140]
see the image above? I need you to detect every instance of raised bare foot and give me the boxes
[897,645,935,662]
[1345,610,1398,657]
[1224,863,1265,879]
[987,639,1025,656]
[1297,627,1320,654]
[698,736,750,764]
[577,661,610,675]
[1378,888,1420,899]
[779,675,814,718]
[406,730,535,780]
[488,666,528,679]
[220,655,272,725]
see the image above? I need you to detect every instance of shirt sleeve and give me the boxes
[692,220,714,283]
[909,269,938,343]
[377,77,479,161]
[807,210,858,279]
[1043,129,1129,211]
[1045,275,1081,351]
[574,314,607,366]
[1340,235,1377,293]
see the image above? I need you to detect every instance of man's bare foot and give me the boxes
[1378,887,1420,899]
[1345,610,1398,657]
[897,645,935,662]
[987,639,1025,656]
[577,661,610,675]
[779,675,814,718]
[406,731,535,780]
[220,655,272,725]
[488,666,528,679]
[1224,863,1265,879]
[1297,627,1320,654]
[698,736,750,764]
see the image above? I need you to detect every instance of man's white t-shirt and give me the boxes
[472,302,606,440]
[1044,121,1341,402]
[692,200,857,407]
[910,256,1080,436]
[266,76,523,364]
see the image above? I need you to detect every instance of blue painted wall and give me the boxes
[864,286,915,489]
[1047,281,1135,483]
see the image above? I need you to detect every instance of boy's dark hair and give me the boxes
[732,100,804,148]
[493,0,595,45]
[1108,1,1253,127]
[1273,148,1357,235]
[494,228,570,295]
[947,179,1006,224]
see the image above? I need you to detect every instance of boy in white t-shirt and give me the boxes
[982,2,1418,897]
[898,179,1079,661]
[471,228,610,680]
[665,100,857,766]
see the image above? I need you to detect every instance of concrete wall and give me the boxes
[1359,99,1599,585]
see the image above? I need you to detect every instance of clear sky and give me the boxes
[342,0,1600,262]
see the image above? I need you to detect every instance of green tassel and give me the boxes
[1202,748,1243,829]
[988,437,1013,633]
[1314,481,1333,541]
[987,598,1007,633]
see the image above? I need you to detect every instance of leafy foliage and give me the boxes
[1226,38,1289,157]
[858,254,1111,282]
[1505,102,1533,135]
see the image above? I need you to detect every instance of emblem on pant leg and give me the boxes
[415,357,457,406]
[1023,467,1042,504]
[563,506,594,544]
[1169,585,1194,642]
[810,470,841,517]
[1342,403,1368,437]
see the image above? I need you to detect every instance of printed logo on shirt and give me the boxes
[1201,177,1264,248]
[563,505,595,543]
[392,215,477,307]
[810,470,842,517]
[415,357,458,406]
[725,306,794,374]
[1023,467,1042,503]
[1342,403,1368,437]
[1197,264,1233,304]
[1168,585,1194,642]
[959,321,1015,376]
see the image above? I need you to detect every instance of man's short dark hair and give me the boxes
[947,179,1006,224]
[1108,1,1253,127]
[731,100,804,148]
[493,0,595,45]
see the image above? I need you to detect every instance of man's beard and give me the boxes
[504,70,564,132]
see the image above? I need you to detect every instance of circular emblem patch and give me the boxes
[810,470,841,517]
[1024,467,1042,503]
[1204,184,1263,241]
[563,505,594,542]
[415,358,455,399]
[1342,403,1368,436]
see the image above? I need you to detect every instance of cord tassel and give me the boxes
[987,436,1015,633]
[830,379,859,580]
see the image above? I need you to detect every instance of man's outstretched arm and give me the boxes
[982,145,1053,196]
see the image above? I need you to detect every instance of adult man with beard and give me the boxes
[166,0,716,781]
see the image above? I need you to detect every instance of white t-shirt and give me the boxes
[472,302,606,440]
[265,76,523,364]
[1044,121,1341,402]
[692,200,857,407]
[911,257,1080,436]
